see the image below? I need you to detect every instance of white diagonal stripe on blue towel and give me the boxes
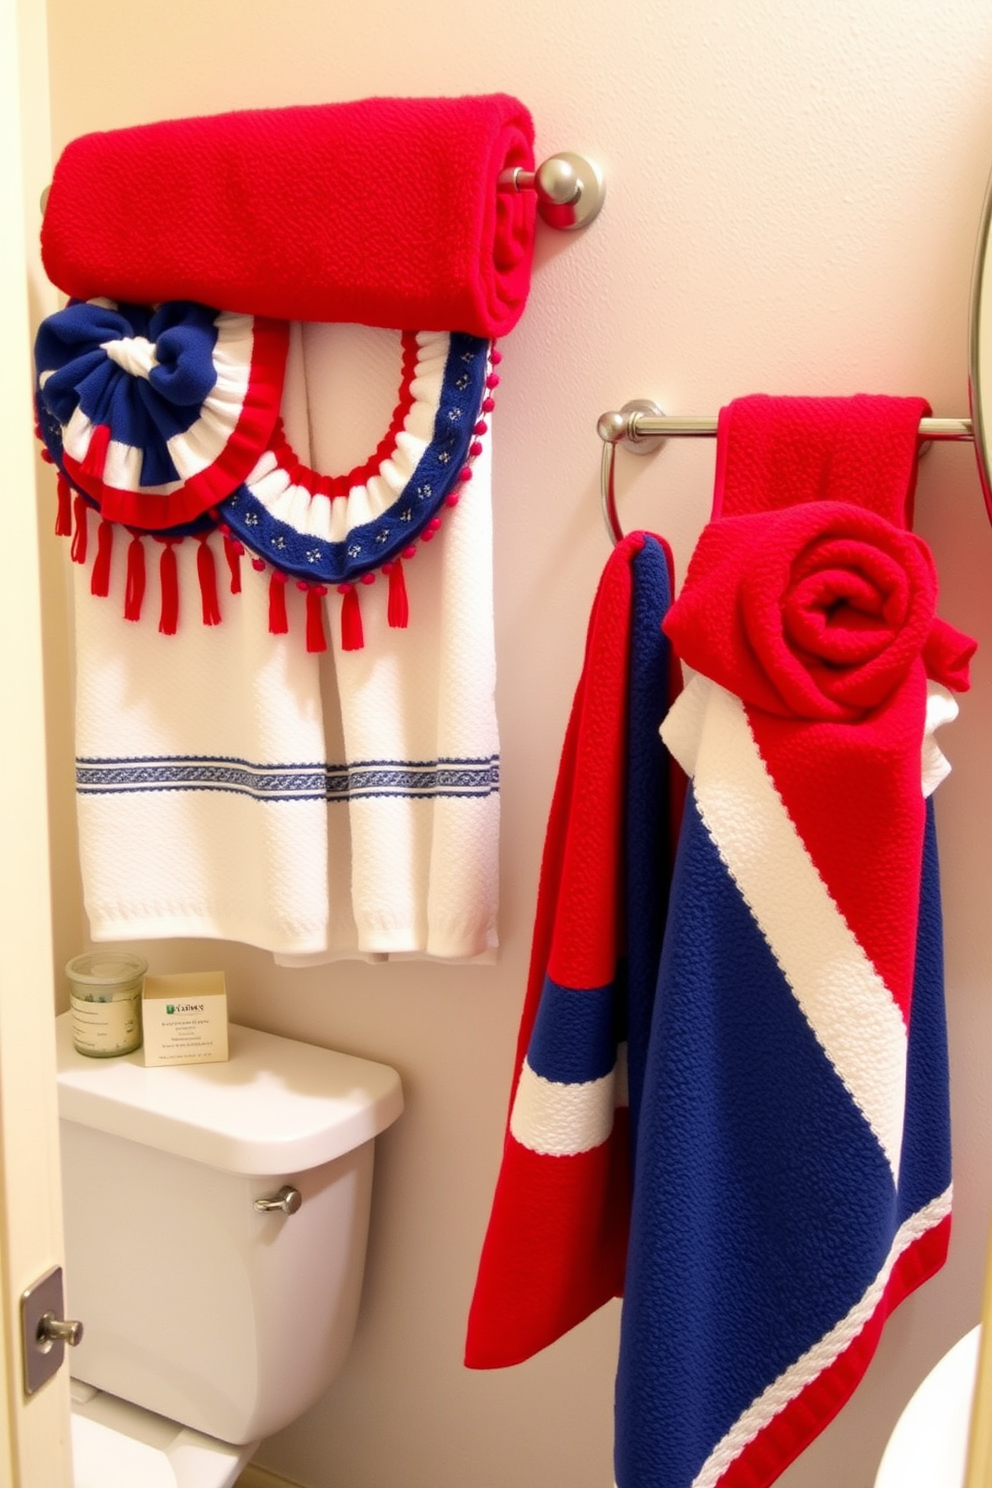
[689,1185,951,1488]
[662,678,908,1182]
[612,1185,952,1488]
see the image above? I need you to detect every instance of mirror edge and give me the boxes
[968,160,992,525]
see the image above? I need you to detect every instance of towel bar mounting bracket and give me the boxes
[597,399,666,544]
[498,152,606,229]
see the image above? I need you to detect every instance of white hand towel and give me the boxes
[323,431,499,959]
[277,321,500,962]
[68,319,500,961]
[73,532,334,954]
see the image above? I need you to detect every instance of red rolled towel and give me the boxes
[41,93,537,338]
[662,500,974,724]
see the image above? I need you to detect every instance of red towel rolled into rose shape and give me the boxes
[664,501,974,719]
[41,94,536,338]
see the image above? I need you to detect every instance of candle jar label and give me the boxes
[69,989,142,1056]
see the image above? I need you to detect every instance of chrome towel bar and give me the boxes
[597,399,975,545]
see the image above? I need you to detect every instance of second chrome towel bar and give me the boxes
[597,399,975,544]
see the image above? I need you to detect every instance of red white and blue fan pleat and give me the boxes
[35,300,288,530]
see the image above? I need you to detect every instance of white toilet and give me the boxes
[54,1011,404,1488]
[874,1326,980,1488]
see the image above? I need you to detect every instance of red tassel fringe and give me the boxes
[268,573,289,635]
[90,520,114,597]
[386,560,409,629]
[55,475,73,537]
[196,538,221,626]
[124,535,146,621]
[70,497,89,564]
[339,585,364,651]
[158,542,180,635]
[223,534,243,594]
[306,586,329,653]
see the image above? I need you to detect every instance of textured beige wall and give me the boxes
[41,3,992,1486]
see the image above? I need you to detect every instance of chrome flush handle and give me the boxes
[254,1185,302,1215]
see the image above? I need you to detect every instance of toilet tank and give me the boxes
[55,1013,403,1446]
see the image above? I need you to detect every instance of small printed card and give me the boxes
[142,971,229,1067]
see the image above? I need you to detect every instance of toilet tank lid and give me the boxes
[55,1015,403,1174]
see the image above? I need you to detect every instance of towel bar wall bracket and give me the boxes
[498,152,605,230]
[597,399,975,545]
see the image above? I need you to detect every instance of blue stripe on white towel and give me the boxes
[330,756,500,800]
[76,753,500,802]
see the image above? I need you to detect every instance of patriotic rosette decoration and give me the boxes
[34,299,288,634]
[35,299,288,529]
[34,299,495,650]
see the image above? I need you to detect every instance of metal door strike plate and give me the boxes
[21,1265,83,1396]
